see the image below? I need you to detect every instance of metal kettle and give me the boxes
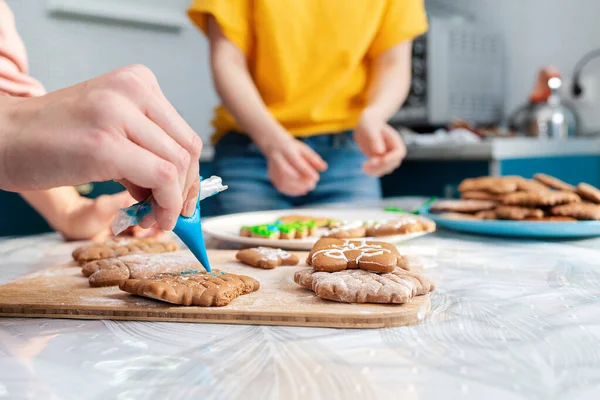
[509,68,578,138]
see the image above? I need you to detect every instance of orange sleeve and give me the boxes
[368,0,428,58]
[187,0,253,55]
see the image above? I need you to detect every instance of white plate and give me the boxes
[202,208,433,250]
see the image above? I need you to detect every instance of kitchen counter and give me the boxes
[1,199,600,399]
[199,137,600,162]
[405,137,600,161]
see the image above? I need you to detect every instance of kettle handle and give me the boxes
[529,67,561,103]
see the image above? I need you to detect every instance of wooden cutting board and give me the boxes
[0,250,431,329]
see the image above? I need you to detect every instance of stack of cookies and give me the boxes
[430,174,600,221]
[293,238,436,304]
[73,238,260,306]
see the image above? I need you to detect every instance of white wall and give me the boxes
[9,0,600,141]
[451,0,600,135]
[7,0,219,152]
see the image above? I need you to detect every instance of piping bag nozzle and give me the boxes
[111,175,228,272]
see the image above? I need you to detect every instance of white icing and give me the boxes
[311,239,392,264]
[325,220,364,234]
[366,216,419,230]
[255,247,291,261]
[111,175,227,235]
[199,176,228,200]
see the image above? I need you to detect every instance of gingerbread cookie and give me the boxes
[307,238,407,273]
[576,183,600,204]
[495,205,544,220]
[438,212,481,220]
[458,176,519,194]
[276,223,297,240]
[523,216,577,222]
[533,173,576,191]
[294,267,435,304]
[120,270,260,307]
[236,247,299,269]
[515,178,550,193]
[474,210,497,220]
[430,199,497,214]
[550,203,600,220]
[365,216,436,237]
[323,220,367,239]
[82,250,202,287]
[461,191,503,201]
[72,237,178,265]
[283,221,315,238]
[502,191,581,207]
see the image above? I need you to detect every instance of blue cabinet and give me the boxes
[3,140,600,236]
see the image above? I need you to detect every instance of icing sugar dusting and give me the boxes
[120,250,202,278]
[308,269,425,303]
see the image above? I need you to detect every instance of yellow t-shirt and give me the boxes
[188,0,428,143]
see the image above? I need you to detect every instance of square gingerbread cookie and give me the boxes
[120,270,260,307]
[72,237,178,265]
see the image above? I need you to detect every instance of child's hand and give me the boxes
[354,111,407,177]
[264,137,328,196]
[58,191,162,241]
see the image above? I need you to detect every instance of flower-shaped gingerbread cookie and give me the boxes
[307,238,408,273]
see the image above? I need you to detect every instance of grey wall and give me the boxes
[7,0,219,153]
[452,0,600,135]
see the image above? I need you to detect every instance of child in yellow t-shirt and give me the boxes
[189,0,428,213]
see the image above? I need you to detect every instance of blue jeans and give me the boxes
[212,131,382,214]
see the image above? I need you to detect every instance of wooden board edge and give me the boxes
[0,295,430,329]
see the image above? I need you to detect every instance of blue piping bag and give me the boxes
[111,175,228,272]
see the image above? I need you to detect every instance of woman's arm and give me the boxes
[354,41,412,177]
[207,16,285,154]
[207,16,326,196]
[363,41,412,122]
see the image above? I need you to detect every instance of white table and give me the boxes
[1,199,600,399]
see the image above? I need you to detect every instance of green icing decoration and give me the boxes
[292,222,306,232]
[305,220,316,229]
[278,224,295,233]
[249,224,276,237]
[384,206,406,213]
[384,197,438,215]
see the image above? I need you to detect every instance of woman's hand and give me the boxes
[354,110,406,177]
[261,135,327,197]
[0,64,202,230]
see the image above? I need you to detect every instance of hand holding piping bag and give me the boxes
[111,176,228,272]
